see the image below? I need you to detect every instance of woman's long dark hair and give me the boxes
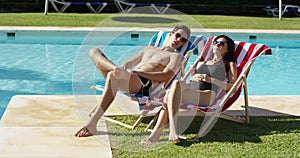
[214,35,236,73]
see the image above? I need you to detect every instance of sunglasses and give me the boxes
[174,32,188,43]
[213,40,227,47]
[213,41,227,47]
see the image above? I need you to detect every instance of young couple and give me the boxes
[74,25,237,146]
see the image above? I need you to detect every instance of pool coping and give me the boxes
[1,26,300,34]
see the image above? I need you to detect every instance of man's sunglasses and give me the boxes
[213,40,227,47]
[174,32,188,43]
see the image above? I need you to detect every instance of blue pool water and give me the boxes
[0,30,300,118]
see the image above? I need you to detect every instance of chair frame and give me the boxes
[264,4,300,17]
[48,0,107,13]
[113,0,170,14]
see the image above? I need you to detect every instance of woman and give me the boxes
[140,35,237,145]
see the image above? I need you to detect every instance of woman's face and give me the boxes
[213,37,229,57]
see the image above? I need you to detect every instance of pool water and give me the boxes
[0,31,299,118]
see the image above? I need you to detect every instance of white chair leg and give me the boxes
[113,0,135,13]
[150,4,170,14]
[86,2,107,13]
[49,0,71,13]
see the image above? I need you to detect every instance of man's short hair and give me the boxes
[172,25,191,40]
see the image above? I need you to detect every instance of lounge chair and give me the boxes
[264,4,300,17]
[94,32,206,129]
[113,0,171,14]
[48,0,107,13]
[145,36,272,138]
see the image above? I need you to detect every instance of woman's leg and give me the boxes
[181,89,216,106]
[167,81,216,141]
[139,90,172,145]
[167,80,185,141]
[140,108,169,145]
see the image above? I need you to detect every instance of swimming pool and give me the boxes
[0,30,300,118]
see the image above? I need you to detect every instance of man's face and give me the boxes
[169,29,188,49]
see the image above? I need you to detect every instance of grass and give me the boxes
[0,12,299,157]
[107,116,300,158]
[0,13,300,30]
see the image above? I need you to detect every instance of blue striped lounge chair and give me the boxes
[92,31,206,129]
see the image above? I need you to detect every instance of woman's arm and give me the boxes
[192,62,237,91]
[211,62,237,91]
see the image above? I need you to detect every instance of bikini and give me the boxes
[195,61,226,93]
[137,75,152,96]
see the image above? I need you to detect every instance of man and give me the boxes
[75,25,191,137]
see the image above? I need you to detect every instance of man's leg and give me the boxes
[87,48,119,117]
[75,70,142,137]
[89,48,117,79]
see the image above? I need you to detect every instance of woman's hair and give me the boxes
[214,35,236,72]
[172,25,191,40]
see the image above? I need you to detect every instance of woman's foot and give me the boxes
[139,134,160,146]
[168,134,179,142]
[74,126,97,137]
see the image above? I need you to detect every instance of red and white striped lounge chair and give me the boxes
[145,36,272,139]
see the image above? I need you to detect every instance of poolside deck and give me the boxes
[0,95,112,158]
[0,95,299,157]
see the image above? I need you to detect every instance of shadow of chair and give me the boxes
[113,0,171,14]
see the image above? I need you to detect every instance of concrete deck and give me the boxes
[0,95,299,157]
[225,95,300,116]
[0,95,112,158]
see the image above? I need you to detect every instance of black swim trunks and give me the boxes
[137,75,152,96]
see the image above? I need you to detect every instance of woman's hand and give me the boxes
[190,74,211,83]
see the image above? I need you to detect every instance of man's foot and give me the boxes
[74,126,96,137]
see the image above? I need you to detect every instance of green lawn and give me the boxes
[1,12,299,158]
[0,13,300,30]
[108,116,300,157]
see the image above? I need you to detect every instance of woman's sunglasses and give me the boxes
[213,40,227,47]
[174,32,188,43]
